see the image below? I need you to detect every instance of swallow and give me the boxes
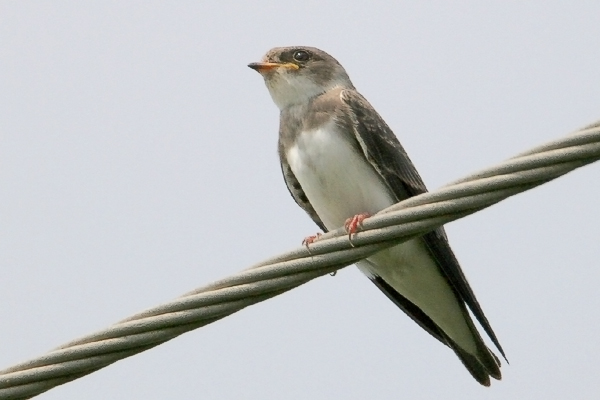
[249,46,506,386]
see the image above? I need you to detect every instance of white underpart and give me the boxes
[286,122,477,353]
[287,122,394,227]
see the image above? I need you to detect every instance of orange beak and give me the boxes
[248,62,299,73]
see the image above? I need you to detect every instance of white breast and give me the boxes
[286,122,477,351]
[286,121,395,231]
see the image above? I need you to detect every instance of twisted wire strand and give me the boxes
[1,121,599,399]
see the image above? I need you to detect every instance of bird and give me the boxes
[248,46,506,386]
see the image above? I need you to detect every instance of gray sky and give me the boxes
[2,2,600,399]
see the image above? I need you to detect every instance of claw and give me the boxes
[302,232,322,250]
[344,213,370,244]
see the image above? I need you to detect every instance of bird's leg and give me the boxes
[344,213,371,244]
[302,232,322,250]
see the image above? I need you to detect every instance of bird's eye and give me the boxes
[293,50,310,62]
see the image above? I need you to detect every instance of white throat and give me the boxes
[265,73,348,110]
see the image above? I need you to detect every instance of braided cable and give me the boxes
[0,120,599,399]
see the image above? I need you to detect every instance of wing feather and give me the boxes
[339,89,506,360]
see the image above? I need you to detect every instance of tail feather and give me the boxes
[451,342,501,386]
[368,274,502,386]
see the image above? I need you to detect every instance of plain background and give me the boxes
[2,1,600,399]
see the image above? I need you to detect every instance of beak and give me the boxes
[248,62,299,73]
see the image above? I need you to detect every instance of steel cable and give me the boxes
[0,120,598,399]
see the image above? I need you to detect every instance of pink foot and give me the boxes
[344,213,371,241]
[302,232,322,249]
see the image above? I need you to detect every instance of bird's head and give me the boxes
[248,46,354,110]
